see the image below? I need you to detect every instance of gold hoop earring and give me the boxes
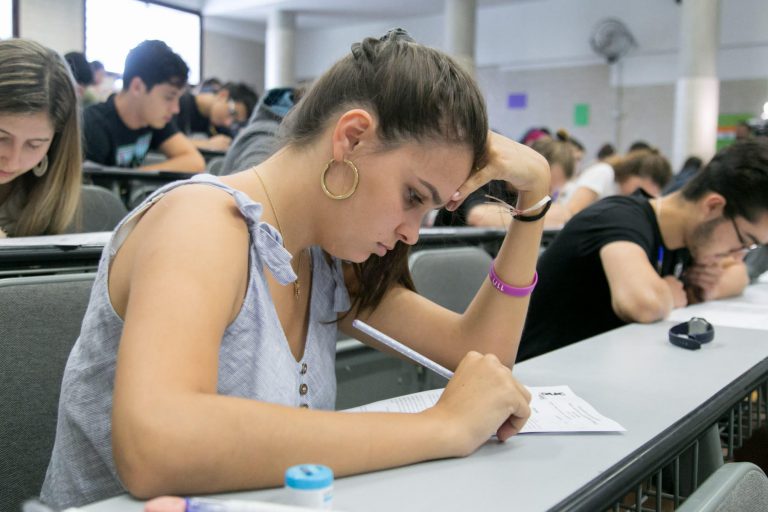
[33,155,49,177]
[320,158,359,200]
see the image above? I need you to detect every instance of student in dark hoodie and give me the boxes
[220,86,305,174]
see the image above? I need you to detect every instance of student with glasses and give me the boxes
[730,215,761,255]
[174,81,259,152]
[518,139,768,361]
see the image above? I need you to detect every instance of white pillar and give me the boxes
[265,10,295,90]
[672,0,720,170]
[444,0,476,76]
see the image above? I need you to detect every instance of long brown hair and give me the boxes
[281,29,489,314]
[0,39,82,236]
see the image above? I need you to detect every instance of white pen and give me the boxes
[352,319,454,380]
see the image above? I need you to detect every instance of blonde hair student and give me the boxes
[41,29,550,508]
[0,39,82,237]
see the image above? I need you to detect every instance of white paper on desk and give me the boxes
[345,385,625,433]
[521,385,625,433]
[0,231,111,247]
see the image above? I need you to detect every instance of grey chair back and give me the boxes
[0,273,95,512]
[408,246,492,313]
[677,462,768,512]
[77,185,128,232]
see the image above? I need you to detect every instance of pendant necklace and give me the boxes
[254,170,306,300]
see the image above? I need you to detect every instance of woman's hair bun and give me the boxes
[380,28,414,43]
[555,129,570,142]
[351,28,414,64]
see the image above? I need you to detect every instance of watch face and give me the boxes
[689,318,710,336]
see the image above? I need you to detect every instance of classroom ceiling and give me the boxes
[163,0,543,28]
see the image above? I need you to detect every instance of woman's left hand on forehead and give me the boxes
[445,131,551,211]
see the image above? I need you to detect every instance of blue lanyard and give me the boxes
[658,245,684,278]
[657,246,664,275]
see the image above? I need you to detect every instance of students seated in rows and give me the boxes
[175,82,259,152]
[41,29,545,508]
[82,40,204,172]
[518,140,768,360]
[562,148,672,222]
[82,59,109,107]
[0,39,82,238]
[434,131,574,229]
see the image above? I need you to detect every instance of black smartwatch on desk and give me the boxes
[668,317,715,350]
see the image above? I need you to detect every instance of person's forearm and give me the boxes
[710,262,749,299]
[466,204,512,228]
[191,139,218,151]
[459,183,549,366]
[141,153,205,173]
[614,285,672,323]
[113,392,452,499]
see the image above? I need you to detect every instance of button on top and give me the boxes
[300,363,308,375]
[299,383,308,396]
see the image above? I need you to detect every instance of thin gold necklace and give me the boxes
[254,169,305,300]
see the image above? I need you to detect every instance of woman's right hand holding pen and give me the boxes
[424,351,532,456]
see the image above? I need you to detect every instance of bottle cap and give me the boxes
[284,464,334,490]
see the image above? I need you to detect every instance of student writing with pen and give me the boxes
[41,29,549,509]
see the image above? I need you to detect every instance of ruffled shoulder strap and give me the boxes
[110,174,297,285]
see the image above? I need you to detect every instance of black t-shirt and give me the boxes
[83,94,177,168]
[175,92,210,135]
[518,190,689,361]
[434,180,517,227]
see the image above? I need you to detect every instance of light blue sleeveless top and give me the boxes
[40,174,351,509]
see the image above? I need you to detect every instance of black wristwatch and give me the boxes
[668,317,715,350]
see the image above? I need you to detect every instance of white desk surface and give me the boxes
[668,281,768,330]
[80,317,768,512]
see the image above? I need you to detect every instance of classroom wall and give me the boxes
[291,0,768,166]
[479,65,679,166]
[293,0,768,84]
[480,63,767,168]
[203,30,265,94]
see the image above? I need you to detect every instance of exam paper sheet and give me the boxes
[0,231,112,247]
[346,385,625,433]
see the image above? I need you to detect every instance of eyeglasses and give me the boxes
[729,216,759,255]
[227,99,237,119]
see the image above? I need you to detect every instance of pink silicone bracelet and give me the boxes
[488,261,538,297]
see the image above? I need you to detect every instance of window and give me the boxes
[85,0,201,85]
[0,0,15,39]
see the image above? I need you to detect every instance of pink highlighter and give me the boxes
[145,495,324,512]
